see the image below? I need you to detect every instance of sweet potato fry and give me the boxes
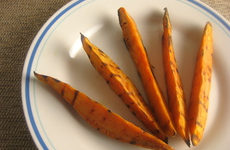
[80,33,168,142]
[188,22,213,146]
[162,8,190,147]
[34,72,174,150]
[118,7,176,137]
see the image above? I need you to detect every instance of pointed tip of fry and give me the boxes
[163,7,172,30]
[34,71,48,84]
[206,21,212,26]
[184,138,191,147]
[118,7,127,25]
[204,21,212,31]
[163,7,169,17]
[164,7,168,12]
[118,7,125,12]
[117,7,125,16]
[80,32,85,42]
[164,137,168,144]
[205,22,212,31]
[191,134,200,146]
[34,71,40,79]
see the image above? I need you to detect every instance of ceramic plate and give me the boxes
[21,0,230,149]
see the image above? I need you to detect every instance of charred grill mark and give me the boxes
[179,111,186,119]
[123,37,131,51]
[106,80,110,84]
[138,92,142,97]
[90,109,94,113]
[108,64,113,68]
[88,45,92,51]
[155,129,160,134]
[130,140,136,145]
[108,109,111,113]
[52,78,60,83]
[132,112,136,116]
[176,68,179,73]
[116,137,121,140]
[137,71,141,78]
[98,49,105,54]
[168,36,172,46]
[207,66,212,73]
[110,73,115,78]
[151,65,155,69]
[71,91,79,106]
[102,62,108,66]
[61,83,66,96]
[42,75,48,79]
[116,66,121,70]
[196,121,204,129]
[110,73,121,78]
[123,21,127,25]
[199,100,208,112]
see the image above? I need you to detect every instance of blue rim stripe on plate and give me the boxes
[188,0,230,32]
[25,0,85,149]
[24,0,230,149]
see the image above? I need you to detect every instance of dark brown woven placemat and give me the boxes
[0,0,229,150]
[0,1,70,149]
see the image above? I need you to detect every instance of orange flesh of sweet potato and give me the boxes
[188,22,213,146]
[80,33,168,143]
[118,7,176,137]
[162,8,190,147]
[34,72,174,150]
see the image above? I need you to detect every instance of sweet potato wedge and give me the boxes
[118,7,176,137]
[34,72,174,150]
[188,22,213,146]
[80,33,167,142]
[162,8,190,147]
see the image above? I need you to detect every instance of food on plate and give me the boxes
[118,7,176,137]
[162,8,190,147]
[34,72,174,150]
[80,33,168,143]
[188,22,213,146]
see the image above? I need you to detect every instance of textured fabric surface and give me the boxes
[0,0,229,149]
[0,1,70,149]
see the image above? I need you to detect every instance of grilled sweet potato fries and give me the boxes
[188,22,213,146]
[162,8,190,147]
[34,72,173,150]
[81,33,167,143]
[118,7,176,138]
[34,7,213,149]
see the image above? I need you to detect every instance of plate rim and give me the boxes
[21,0,230,149]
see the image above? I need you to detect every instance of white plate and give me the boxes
[21,0,230,149]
